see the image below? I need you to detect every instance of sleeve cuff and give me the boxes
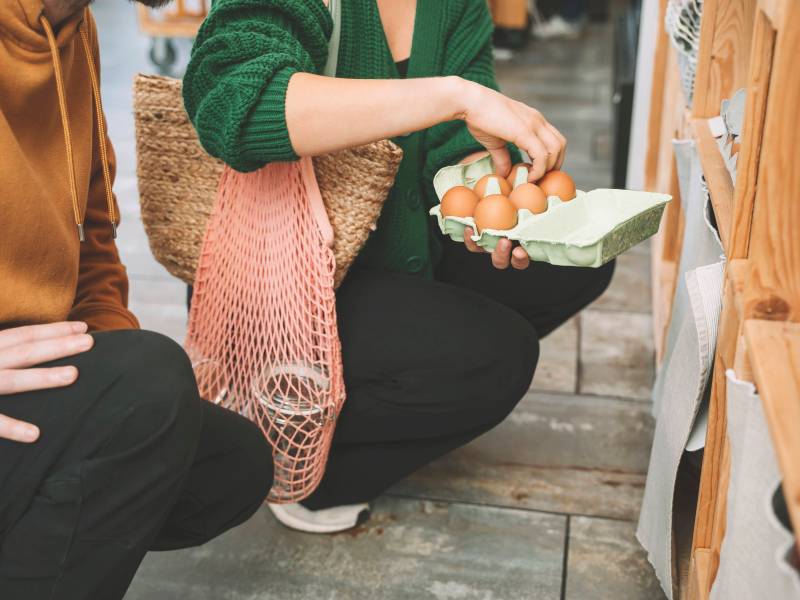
[71,304,140,332]
[239,66,300,167]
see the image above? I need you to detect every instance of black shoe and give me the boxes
[493,26,529,51]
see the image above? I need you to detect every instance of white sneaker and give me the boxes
[493,47,514,61]
[268,501,370,534]
[532,15,584,40]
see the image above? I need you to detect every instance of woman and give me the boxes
[183,0,613,533]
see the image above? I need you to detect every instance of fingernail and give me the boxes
[22,425,39,442]
[60,367,77,383]
[76,334,93,350]
[71,322,88,333]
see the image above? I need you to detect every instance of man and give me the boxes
[0,1,274,598]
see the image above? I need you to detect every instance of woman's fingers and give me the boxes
[511,246,530,270]
[0,321,86,351]
[463,228,485,253]
[0,333,93,370]
[0,366,78,395]
[491,239,512,270]
[487,145,511,178]
[467,233,529,270]
[546,123,567,170]
[521,134,550,181]
[0,413,40,443]
[536,126,562,172]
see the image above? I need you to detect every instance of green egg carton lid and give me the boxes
[431,155,671,268]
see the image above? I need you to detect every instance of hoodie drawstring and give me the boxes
[40,10,117,241]
[79,22,117,239]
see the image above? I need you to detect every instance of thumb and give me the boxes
[487,145,511,178]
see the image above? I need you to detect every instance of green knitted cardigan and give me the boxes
[183,0,518,277]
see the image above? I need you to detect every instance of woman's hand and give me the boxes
[463,227,530,270]
[457,79,566,180]
[0,322,93,443]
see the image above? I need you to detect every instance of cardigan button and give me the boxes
[406,256,424,273]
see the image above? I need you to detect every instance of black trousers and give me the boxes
[0,330,273,600]
[301,242,614,509]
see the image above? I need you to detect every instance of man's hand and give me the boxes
[0,322,93,443]
[463,227,531,270]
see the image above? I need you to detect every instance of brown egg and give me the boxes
[509,183,548,214]
[474,194,518,232]
[473,174,512,198]
[507,163,532,188]
[441,186,480,218]
[537,170,576,201]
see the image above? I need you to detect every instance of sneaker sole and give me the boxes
[268,503,370,534]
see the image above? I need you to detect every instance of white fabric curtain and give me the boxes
[637,139,725,597]
[710,370,800,600]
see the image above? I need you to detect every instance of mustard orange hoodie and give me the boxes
[0,1,138,331]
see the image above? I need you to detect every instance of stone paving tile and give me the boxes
[392,461,645,522]
[128,498,566,600]
[591,250,652,314]
[579,310,654,400]
[391,391,654,520]
[531,318,579,393]
[565,517,665,600]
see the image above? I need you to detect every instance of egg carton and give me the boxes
[431,155,672,268]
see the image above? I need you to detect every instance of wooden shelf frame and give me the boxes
[745,320,800,538]
[646,1,800,599]
[692,118,734,252]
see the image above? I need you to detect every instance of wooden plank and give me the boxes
[744,320,800,542]
[691,264,741,558]
[730,260,753,380]
[730,10,777,258]
[727,259,750,320]
[688,548,713,600]
[488,0,528,29]
[692,0,721,115]
[758,0,785,28]
[707,436,731,585]
[645,0,672,190]
[655,48,687,193]
[653,156,684,364]
[693,118,734,252]
[136,4,205,38]
[691,355,729,552]
[743,0,800,324]
[692,0,757,118]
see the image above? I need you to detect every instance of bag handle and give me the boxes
[322,0,341,78]
[301,0,339,250]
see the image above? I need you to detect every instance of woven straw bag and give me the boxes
[133,74,402,287]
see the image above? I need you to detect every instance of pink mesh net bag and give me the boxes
[185,158,344,503]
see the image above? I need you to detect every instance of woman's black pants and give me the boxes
[0,330,274,600]
[302,243,615,509]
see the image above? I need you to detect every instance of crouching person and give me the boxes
[0,1,273,598]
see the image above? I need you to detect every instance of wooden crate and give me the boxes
[136,0,207,39]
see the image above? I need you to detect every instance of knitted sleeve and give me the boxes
[422,0,520,192]
[183,0,332,172]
